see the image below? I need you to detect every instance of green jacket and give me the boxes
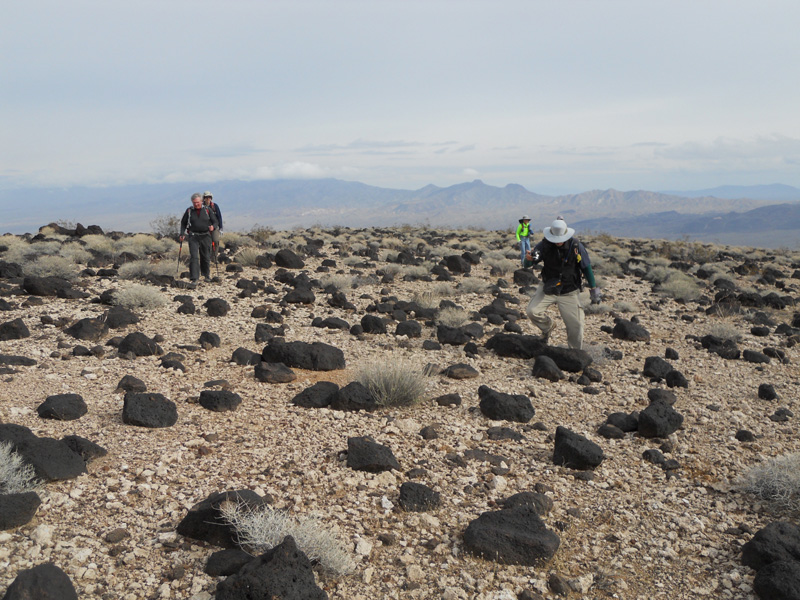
[516,221,530,241]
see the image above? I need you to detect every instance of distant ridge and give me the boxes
[1,178,798,247]
[662,183,800,201]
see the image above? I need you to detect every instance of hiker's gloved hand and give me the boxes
[590,288,602,304]
[530,250,541,264]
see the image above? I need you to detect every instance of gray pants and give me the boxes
[526,286,585,349]
[188,233,212,280]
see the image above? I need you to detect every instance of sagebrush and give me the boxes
[737,452,800,513]
[0,442,40,494]
[357,359,428,407]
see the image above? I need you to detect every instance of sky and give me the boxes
[3,0,800,196]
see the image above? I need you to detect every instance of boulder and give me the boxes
[552,426,605,470]
[177,490,268,548]
[1,562,78,600]
[395,320,422,338]
[8,436,87,482]
[215,536,327,600]
[64,317,108,342]
[643,356,672,379]
[205,548,253,577]
[742,521,800,571]
[398,481,441,512]
[531,355,564,382]
[361,314,387,334]
[205,298,230,317]
[199,390,242,412]
[22,276,72,297]
[753,560,800,600]
[199,331,221,348]
[60,435,108,462]
[0,492,42,530]
[346,436,400,472]
[291,382,339,409]
[118,332,162,357]
[612,319,651,342]
[638,400,684,438]
[442,363,480,379]
[105,306,140,329]
[115,374,147,393]
[0,318,30,341]
[230,347,261,366]
[254,361,296,383]
[478,385,535,423]
[274,249,305,269]
[463,506,560,566]
[261,339,345,371]
[122,392,177,428]
[542,346,592,372]
[36,393,87,421]
[498,492,553,515]
[485,333,547,359]
[330,382,378,412]
[436,325,471,346]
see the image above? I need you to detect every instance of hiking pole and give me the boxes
[212,241,219,278]
[177,239,183,275]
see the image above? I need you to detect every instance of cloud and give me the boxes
[297,139,424,154]
[462,168,480,178]
[656,135,800,162]
[252,161,358,180]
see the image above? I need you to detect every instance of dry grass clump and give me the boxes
[0,442,40,494]
[80,234,115,256]
[58,243,93,264]
[118,259,175,280]
[114,284,167,310]
[220,232,256,249]
[612,300,636,313]
[357,358,429,408]
[657,272,703,302]
[484,256,517,275]
[459,278,489,294]
[115,234,174,257]
[436,306,469,327]
[4,241,62,264]
[706,322,741,342]
[23,255,78,280]
[320,274,356,291]
[233,247,264,267]
[737,452,800,514]
[591,254,624,277]
[0,235,29,253]
[219,500,355,575]
[248,224,274,245]
[401,265,432,280]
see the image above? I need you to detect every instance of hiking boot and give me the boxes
[540,327,552,344]
[204,276,211,282]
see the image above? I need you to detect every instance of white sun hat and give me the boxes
[543,215,575,243]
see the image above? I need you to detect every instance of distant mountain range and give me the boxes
[2,179,799,248]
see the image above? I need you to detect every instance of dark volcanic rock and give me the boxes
[122,392,177,428]
[361,314,387,334]
[177,490,268,548]
[291,381,339,409]
[330,382,378,412]
[398,481,442,512]
[436,324,471,346]
[254,361,296,383]
[552,426,605,470]
[434,393,462,407]
[105,305,140,329]
[261,339,345,371]
[742,521,800,571]
[758,383,779,400]
[606,412,639,432]
[463,506,560,566]
[638,400,684,438]
[498,492,553,515]
[0,492,42,530]
[199,390,242,412]
[205,549,253,577]
[753,560,800,600]
[115,374,147,392]
[215,536,327,600]
[1,562,78,600]
[204,298,231,317]
[443,363,480,379]
[478,385,535,423]
[612,318,651,342]
[118,332,163,357]
[61,435,108,462]
[5,436,87,482]
[531,355,564,381]
[36,393,88,421]
[542,346,592,372]
[346,436,400,472]
[485,333,547,359]
[643,356,672,379]
[230,347,261,366]
[22,276,72,297]
[0,318,30,341]
[274,249,306,269]
[64,317,109,342]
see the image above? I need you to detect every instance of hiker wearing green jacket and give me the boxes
[516,215,532,267]
[524,216,601,350]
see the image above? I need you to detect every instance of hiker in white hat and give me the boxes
[515,215,532,267]
[523,215,601,349]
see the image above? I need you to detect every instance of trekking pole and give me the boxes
[212,241,219,278]
[177,239,183,275]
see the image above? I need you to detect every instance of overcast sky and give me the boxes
[3,0,800,195]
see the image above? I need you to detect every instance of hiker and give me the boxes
[524,216,601,350]
[179,193,219,282]
[202,191,223,248]
[515,215,532,267]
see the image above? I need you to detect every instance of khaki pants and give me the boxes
[526,287,585,349]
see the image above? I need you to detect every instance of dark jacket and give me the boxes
[180,205,219,235]
[206,202,223,231]
[532,237,594,295]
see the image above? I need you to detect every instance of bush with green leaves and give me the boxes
[737,452,800,514]
[114,284,167,310]
[23,255,78,280]
[220,500,355,575]
[357,359,428,408]
[0,442,40,494]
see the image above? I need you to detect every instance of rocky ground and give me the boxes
[0,225,798,600]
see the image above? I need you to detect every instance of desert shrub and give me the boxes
[234,247,264,267]
[436,306,468,327]
[381,264,402,277]
[58,243,92,264]
[485,256,517,275]
[4,241,61,264]
[584,303,611,315]
[381,236,406,250]
[114,284,166,310]
[248,224,274,245]
[0,235,28,254]
[644,265,674,284]
[612,300,636,313]
[343,256,366,267]
[658,272,703,302]
[459,278,489,294]
[401,265,431,280]
[118,259,175,280]
[220,500,355,575]
[150,214,181,238]
[737,452,800,514]
[0,442,40,494]
[80,234,115,256]
[115,234,174,257]
[591,255,624,277]
[23,255,78,279]
[706,322,741,342]
[357,359,428,408]
[220,231,255,250]
[320,274,356,291]
[349,242,368,254]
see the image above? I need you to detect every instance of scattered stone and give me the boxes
[612,318,651,342]
[205,548,253,577]
[115,374,147,393]
[177,490,268,548]
[552,426,605,470]
[199,390,243,412]
[1,562,78,600]
[638,400,684,438]
[36,393,88,421]
[434,393,462,407]
[759,383,779,400]
[118,332,163,357]
[61,435,107,462]
[735,429,756,442]
[346,436,400,472]
[0,492,42,530]
[254,361,296,383]
[261,339,345,371]
[122,392,178,428]
[291,381,339,409]
[64,317,108,342]
[531,355,564,381]
[478,385,535,423]
[643,356,672,379]
[442,363,479,379]
[463,505,560,565]
[742,521,800,571]
[752,559,800,600]
[230,347,261,366]
[398,481,441,511]
[498,492,553,515]
[205,298,231,317]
